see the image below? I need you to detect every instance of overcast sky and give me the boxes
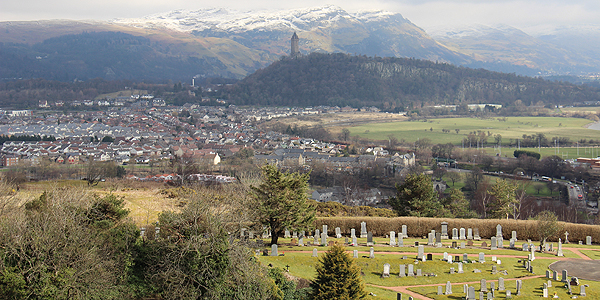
[1,0,598,32]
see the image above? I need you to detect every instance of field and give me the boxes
[347,116,600,145]
[484,146,600,160]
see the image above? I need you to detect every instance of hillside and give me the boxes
[222,53,600,110]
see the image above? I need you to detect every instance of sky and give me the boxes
[1,0,599,32]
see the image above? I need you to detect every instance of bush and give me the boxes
[514,150,541,160]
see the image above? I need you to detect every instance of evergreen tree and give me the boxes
[251,164,315,245]
[488,179,518,219]
[389,173,441,217]
[445,188,477,218]
[311,243,366,300]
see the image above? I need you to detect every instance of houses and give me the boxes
[312,187,385,206]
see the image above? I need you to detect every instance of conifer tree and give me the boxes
[389,173,440,217]
[311,243,366,300]
[251,164,315,245]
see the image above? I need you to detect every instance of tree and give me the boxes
[339,128,351,141]
[311,243,366,300]
[536,211,562,247]
[101,135,114,143]
[251,164,315,245]
[464,167,484,191]
[432,166,447,181]
[488,179,518,219]
[446,172,462,186]
[389,173,440,217]
[445,189,477,218]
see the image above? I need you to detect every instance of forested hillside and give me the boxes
[222,53,600,111]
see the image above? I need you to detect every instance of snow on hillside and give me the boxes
[112,5,405,33]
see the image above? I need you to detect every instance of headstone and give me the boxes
[284,229,291,238]
[458,262,464,273]
[461,242,466,249]
[427,253,433,261]
[498,277,505,291]
[464,284,468,294]
[435,232,442,247]
[452,228,459,240]
[382,263,390,278]
[460,228,466,240]
[565,231,569,244]
[491,237,498,250]
[496,224,502,238]
[479,252,485,263]
[492,256,497,262]
[312,248,318,257]
[369,247,375,259]
[321,232,327,246]
[416,269,422,276]
[428,232,434,246]
[448,255,453,263]
[463,253,469,261]
[335,227,342,239]
[271,244,278,256]
[580,284,589,296]
[567,281,572,295]
[481,279,487,292]
[299,237,304,246]
[543,288,548,298]
[450,267,455,274]
[490,281,495,291]
[492,265,497,274]
[587,236,592,245]
[498,237,504,249]
[562,270,568,282]
[401,225,408,238]
[468,228,473,240]
[353,250,358,258]
[292,231,297,239]
[468,240,474,246]
[418,245,425,261]
[468,286,476,299]
[351,228,356,238]
[390,231,397,246]
[530,246,535,261]
[487,292,493,300]
[360,221,367,238]
[452,241,457,248]
[300,231,305,238]
[445,281,452,295]
[437,286,443,295]
[397,293,402,300]
[352,236,357,246]
[546,270,551,278]
[367,232,373,246]
[523,243,528,252]
[322,225,328,236]
[506,290,511,298]
[481,241,487,248]
[509,238,515,249]
[474,228,481,240]
[548,280,551,287]
[441,221,449,239]
[345,237,349,245]
[455,255,460,262]
[398,236,404,247]
[399,264,406,277]
[550,243,553,252]
[408,264,414,276]
[314,229,320,244]
[553,271,558,281]
[444,252,449,261]
[516,280,522,296]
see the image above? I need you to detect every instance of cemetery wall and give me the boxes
[316,217,600,242]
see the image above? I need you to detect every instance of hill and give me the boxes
[222,52,600,110]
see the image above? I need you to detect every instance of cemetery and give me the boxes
[256,219,600,299]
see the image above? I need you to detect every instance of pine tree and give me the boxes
[251,164,315,245]
[311,243,366,300]
[389,173,440,217]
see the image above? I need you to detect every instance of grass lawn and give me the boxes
[348,116,600,145]
[485,146,600,160]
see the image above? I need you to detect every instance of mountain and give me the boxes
[221,52,600,109]
[429,24,600,76]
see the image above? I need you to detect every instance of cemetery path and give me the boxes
[563,248,592,260]
[369,275,545,300]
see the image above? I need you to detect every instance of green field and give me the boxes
[485,146,600,160]
[350,117,600,145]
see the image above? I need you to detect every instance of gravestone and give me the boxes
[352,236,357,246]
[416,269,422,276]
[458,262,464,273]
[479,292,484,300]
[546,270,551,278]
[300,231,305,238]
[271,244,278,256]
[490,282,495,291]
[496,224,503,238]
[345,237,349,245]
[450,267,455,274]
[321,232,327,246]
[292,231,297,239]
[498,277,505,291]
[481,279,487,292]
[360,221,367,238]
[550,243,553,251]
[402,225,408,238]
[481,241,488,248]
[543,288,548,298]
[565,231,569,244]
[382,263,391,278]
[523,243,528,252]
[562,269,568,282]
[468,286,476,299]
[452,241,457,248]
[548,280,551,287]
[464,284,468,294]
[397,293,402,300]
[398,236,404,247]
[322,225,328,236]
[435,232,442,247]
[441,221,449,239]
[553,271,558,281]
[474,228,481,240]
[427,253,433,261]
[492,265,497,274]
[408,264,414,276]
[353,250,358,258]
[460,228,466,240]
[314,229,320,244]
[351,228,356,238]
[399,264,405,277]
[443,252,449,261]
[284,229,291,238]
[445,281,452,295]
[312,248,318,257]
[461,242,466,249]
[468,228,473,240]
[498,237,504,249]
[479,252,485,263]
[455,255,460,262]
[369,247,375,259]
[557,238,564,256]
[468,240,474,246]
[516,280,522,295]
[452,228,459,240]
[437,286,443,295]
[463,253,469,261]
[390,231,396,246]
[367,232,373,246]
[487,292,493,300]
[492,256,497,262]
[581,284,589,296]
[509,238,515,249]
[335,227,342,239]
[249,231,254,239]
[506,290,511,298]
[531,246,536,261]
[587,236,592,245]
[491,237,498,250]
[418,245,425,261]
[448,255,453,263]
[428,232,434,246]
[299,237,304,246]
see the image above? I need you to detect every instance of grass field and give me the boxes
[485,146,600,160]
[348,116,600,145]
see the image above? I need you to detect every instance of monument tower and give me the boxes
[291,32,300,57]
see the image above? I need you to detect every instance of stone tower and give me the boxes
[291,32,300,57]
